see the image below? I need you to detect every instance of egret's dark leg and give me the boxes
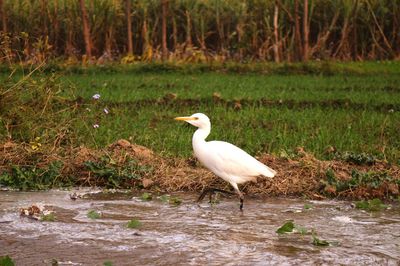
[231,183,244,211]
[197,188,234,203]
[239,192,244,211]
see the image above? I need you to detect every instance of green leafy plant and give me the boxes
[157,195,182,206]
[159,195,169,203]
[87,210,101,219]
[323,168,398,195]
[0,161,66,190]
[311,230,339,247]
[84,157,153,188]
[0,256,15,266]
[169,196,182,206]
[41,212,56,222]
[303,204,313,210]
[355,199,388,211]
[103,261,113,266]
[127,219,142,229]
[276,221,295,234]
[141,192,152,201]
[276,221,339,247]
[276,221,308,235]
[335,151,378,166]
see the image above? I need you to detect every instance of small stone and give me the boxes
[142,178,154,188]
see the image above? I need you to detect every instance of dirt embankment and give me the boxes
[1,139,399,200]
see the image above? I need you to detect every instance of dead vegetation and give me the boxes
[1,140,399,200]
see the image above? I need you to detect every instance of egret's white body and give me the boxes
[175,113,276,209]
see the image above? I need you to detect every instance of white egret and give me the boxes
[175,113,276,210]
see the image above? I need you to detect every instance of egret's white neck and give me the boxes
[192,125,211,145]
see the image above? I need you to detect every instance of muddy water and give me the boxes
[0,190,399,265]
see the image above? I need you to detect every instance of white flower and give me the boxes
[103,108,109,114]
[92,93,101,100]
[93,124,100,128]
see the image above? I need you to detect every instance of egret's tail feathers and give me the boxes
[261,165,276,178]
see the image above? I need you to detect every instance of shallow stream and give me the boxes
[0,190,399,265]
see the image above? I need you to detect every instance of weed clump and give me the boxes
[87,210,101,219]
[83,156,153,188]
[322,167,399,199]
[355,199,388,211]
[0,255,15,266]
[126,219,142,229]
[0,161,68,190]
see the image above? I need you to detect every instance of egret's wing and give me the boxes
[207,141,276,178]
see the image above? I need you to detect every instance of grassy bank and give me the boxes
[1,62,400,162]
[0,62,399,198]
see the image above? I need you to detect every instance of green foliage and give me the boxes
[276,221,308,235]
[87,210,101,219]
[126,219,142,229]
[41,212,56,222]
[83,157,153,188]
[103,262,113,266]
[323,168,398,194]
[0,161,66,190]
[0,72,79,145]
[53,70,400,163]
[276,221,339,247]
[303,204,313,210]
[169,196,182,206]
[311,230,339,247]
[355,199,388,212]
[276,221,295,234]
[158,195,182,206]
[335,151,378,165]
[141,192,152,201]
[0,256,15,266]
[0,1,399,61]
[159,195,169,203]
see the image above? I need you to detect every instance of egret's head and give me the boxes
[174,113,210,129]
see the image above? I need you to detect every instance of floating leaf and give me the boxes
[295,225,308,235]
[0,256,15,266]
[159,195,169,203]
[87,210,101,219]
[303,204,313,210]
[169,196,182,206]
[276,220,295,234]
[103,261,113,266]
[355,198,387,211]
[311,231,339,247]
[127,219,142,229]
[141,192,152,201]
[312,234,330,246]
[41,213,56,222]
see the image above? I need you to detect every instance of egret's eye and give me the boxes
[193,117,199,120]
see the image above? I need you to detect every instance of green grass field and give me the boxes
[1,62,400,163]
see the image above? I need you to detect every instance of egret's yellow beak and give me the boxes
[174,116,198,121]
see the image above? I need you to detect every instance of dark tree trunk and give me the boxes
[302,0,309,61]
[185,10,192,47]
[126,0,133,55]
[79,0,92,58]
[0,0,6,33]
[273,1,280,63]
[162,0,168,61]
[294,0,303,61]
[53,0,59,54]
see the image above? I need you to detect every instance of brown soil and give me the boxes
[1,140,399,200]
